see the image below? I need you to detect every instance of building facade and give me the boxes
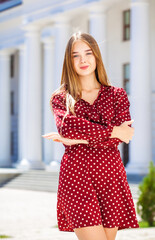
[0,0,154,174]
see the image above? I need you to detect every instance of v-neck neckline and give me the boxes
[80,84,104,106]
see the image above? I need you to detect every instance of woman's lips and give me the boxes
[80,66,89,70]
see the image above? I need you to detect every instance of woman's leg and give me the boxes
[73,224,108,240]
[104,227,118,240]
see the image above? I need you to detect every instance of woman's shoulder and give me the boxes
[50,89,66,105]
[105,85,127,96]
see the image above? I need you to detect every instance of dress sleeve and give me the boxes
[95,87,132,148]
[50,93,114,147]
[111,87,131,144]
[112,87,131,127]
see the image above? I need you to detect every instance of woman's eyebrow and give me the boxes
[72,51,78,54]
[85,49,92,52]
[72,49,92,54]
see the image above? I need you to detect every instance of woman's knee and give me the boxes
[73,224,108,240]
[104,227,118,240]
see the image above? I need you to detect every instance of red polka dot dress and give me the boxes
[50,84,139,232]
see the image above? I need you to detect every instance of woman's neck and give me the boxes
[79,73,100,91]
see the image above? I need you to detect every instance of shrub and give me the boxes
[137,161,155,226]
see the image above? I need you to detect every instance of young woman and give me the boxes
[42,32,139,240]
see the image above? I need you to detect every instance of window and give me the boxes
[0,0,22,12]
[123,10,130,41]
[122,63,130,166]
[10,54,15,78]
[123,63,130,95]
[11,91,14,115]
[122,142,129,167]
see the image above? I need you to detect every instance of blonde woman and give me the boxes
[42,32,139,240]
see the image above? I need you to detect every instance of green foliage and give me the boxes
[139,221,155,228]
[137,161,155,226]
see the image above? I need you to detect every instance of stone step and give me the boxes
[2,170,59,192]
[4,181,58,187]
[5,184,58,192]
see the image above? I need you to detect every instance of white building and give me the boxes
[0,0,154,174]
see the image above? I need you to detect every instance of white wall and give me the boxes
[107,0,130,87]
[150,0,155,163]
[150,0,155,91]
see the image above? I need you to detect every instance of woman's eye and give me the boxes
[73,55,79,58]
[86,52,92,55]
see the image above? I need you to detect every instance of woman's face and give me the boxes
[71,40,96,77]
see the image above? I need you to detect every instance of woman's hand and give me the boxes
[109,120,135,144]
[42,132,89,146]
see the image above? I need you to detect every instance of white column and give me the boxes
[42,37,57,169]
[89,6,107,66]
[126,0,151,174]
[16,45,28,169]
[54,17,71,89]
[17,25,44,169]
[52,18,71,164]
[0,50,11,167]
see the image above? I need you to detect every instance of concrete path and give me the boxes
[0,188,155,240]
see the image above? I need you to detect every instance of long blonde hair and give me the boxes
[50,32,111,116]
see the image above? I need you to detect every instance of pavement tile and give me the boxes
[0,187,155,240]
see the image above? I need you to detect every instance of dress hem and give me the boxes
[57,223,140,232]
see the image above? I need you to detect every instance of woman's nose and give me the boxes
[80,56,86,63]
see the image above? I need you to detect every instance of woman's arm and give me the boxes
[109,120,134,144]
[46,88,133,147]
[50,94,114,147]
[110,87,133,143]
[86,87,134,148]
[42,131,89,145]
[42,120,134,146]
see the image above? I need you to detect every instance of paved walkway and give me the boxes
[0,188,155,240]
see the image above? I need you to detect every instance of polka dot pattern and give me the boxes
[50,85,139,232]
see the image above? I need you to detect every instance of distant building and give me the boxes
[0,0,154,174]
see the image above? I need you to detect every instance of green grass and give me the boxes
[0,235,13,238]
[139,221,155,228]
